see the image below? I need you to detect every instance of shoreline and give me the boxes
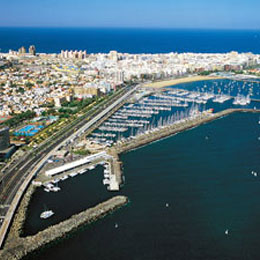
[142,75,224,88]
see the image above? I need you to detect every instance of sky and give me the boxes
[0,0,260,29]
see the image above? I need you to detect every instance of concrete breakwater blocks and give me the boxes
[0,196,128,260]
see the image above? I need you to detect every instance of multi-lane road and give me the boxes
[0,85,137,248]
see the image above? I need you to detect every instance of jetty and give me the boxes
[113,108,260,154]
[0,195,128,260]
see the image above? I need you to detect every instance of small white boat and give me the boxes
[52,186,61,192]
[69,172,78,177]
[52,178,60,184]
[165,203,169,208]
[61,175,68,181]
[40,210,54,219]
[103,178,110,185]
[78,169,86,174]
[225,229,229,235]
[44,188,50,192]
[45,183,54,189]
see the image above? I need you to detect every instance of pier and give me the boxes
[32,151,121,192]
[107,149,123,190]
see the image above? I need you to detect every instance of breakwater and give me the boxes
[104,108,260,192]
[112,108,260,154]
[0,195,128,260]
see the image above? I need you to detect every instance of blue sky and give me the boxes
[1,0,260,29]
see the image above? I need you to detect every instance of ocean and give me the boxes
[0,28,260,54]
[21,78,260,260]
[24,111,260,260]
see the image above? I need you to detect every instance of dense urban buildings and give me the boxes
[0,46,259,144]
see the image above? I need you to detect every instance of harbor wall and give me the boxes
[114,108,260,154]
[0,196,128,260]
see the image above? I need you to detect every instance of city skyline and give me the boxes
[1,0,260,29]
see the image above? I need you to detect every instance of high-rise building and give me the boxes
[109,51,118,61]
[0,127,10,151]
[116,71,125,82]
[60,50,87,59]
[29,45,36,55]
[18,46,26,54]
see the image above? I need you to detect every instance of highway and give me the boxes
[0,85,137,248]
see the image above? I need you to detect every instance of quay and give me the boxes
[0,196,128,260]
[34,151,121,192]
[44,151,110,177]
[107,149,123,190]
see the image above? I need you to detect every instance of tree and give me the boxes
[17,87,25,94]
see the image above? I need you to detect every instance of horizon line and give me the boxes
[0,26,260,31]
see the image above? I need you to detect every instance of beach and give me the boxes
[142,75,224,88]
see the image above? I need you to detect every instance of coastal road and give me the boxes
[0,85,135,204]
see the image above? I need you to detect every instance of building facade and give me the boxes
[0,127,10,151]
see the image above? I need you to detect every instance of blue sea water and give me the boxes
[0,28,260,54]
[24,111,260,260]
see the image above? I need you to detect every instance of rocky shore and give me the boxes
[8,186,36,239]
[0,195,128,260]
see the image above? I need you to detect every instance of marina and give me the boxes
[89,79,260,148]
